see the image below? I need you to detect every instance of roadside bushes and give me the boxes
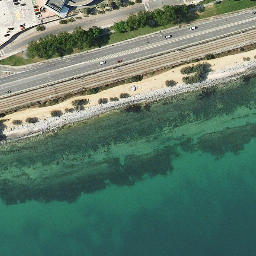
[36,25,45,31]
[110,97,119,101]
[26,117,39,123]
[205,54,216,60]
[120,93,130,98]
[113,5,192,33]
[98,98,108,104]
[165,80,177,87]
[87,87,100,94]
[59,19,68,24]
[180,66,194,74]
[65,108,74,113]
[243,57,250,61]
[27,26,108,59]
[51,110,63,117]
[72,99,89,110]
[12,120,22,125]
[125,75,143,83]
[181,63,211,84]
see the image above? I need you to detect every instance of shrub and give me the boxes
[87,87,100,94]
[182,72,202,84]
[125,75,143,83]
[51,110,63,117]
[180,66,194,74]
[72,99,89,107]
[135,0,142,2]
[165,80,177,87]
[26,117,39,123]
[128,1,135,5]
[243,57,250,61]
[59,19,68,24]
[120,93,130,98]
[36,25,45,31]
[205,54,215,60]
[110,97,119,101]
[98,98,108,104]
[181,63,211,84]
[67,17,75,22]
[12,120,22,125]
[65,108,74,113]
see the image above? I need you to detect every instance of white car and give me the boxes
[99,61,106,65]
[165,34,172,39]
[189,26,197,30]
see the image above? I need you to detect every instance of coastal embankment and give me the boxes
[1,49,256,142]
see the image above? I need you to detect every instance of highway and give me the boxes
[0,9,256,97]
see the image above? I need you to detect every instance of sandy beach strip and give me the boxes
[1,48,256,142]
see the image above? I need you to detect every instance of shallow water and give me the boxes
[1,75,256,255]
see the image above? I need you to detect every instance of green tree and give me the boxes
[126,14,140,31]
[113,21,128,33]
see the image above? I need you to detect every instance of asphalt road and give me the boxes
[0,9,256,96]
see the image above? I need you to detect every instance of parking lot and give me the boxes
[0,0,39,45]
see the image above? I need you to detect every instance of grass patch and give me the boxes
[0,55,41,66]
[108,24,175,45]
[199,0,256,18]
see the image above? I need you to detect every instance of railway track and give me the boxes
[1,29,256,113]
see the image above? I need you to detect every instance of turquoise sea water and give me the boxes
[1,75,256,255]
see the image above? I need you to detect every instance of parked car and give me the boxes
[99,61,106,65]
[165,34,172,39]
[189,26,197,30]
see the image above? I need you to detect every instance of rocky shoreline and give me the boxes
[2,60,256,143]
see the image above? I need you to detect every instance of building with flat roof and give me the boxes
[45,0,69,17]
